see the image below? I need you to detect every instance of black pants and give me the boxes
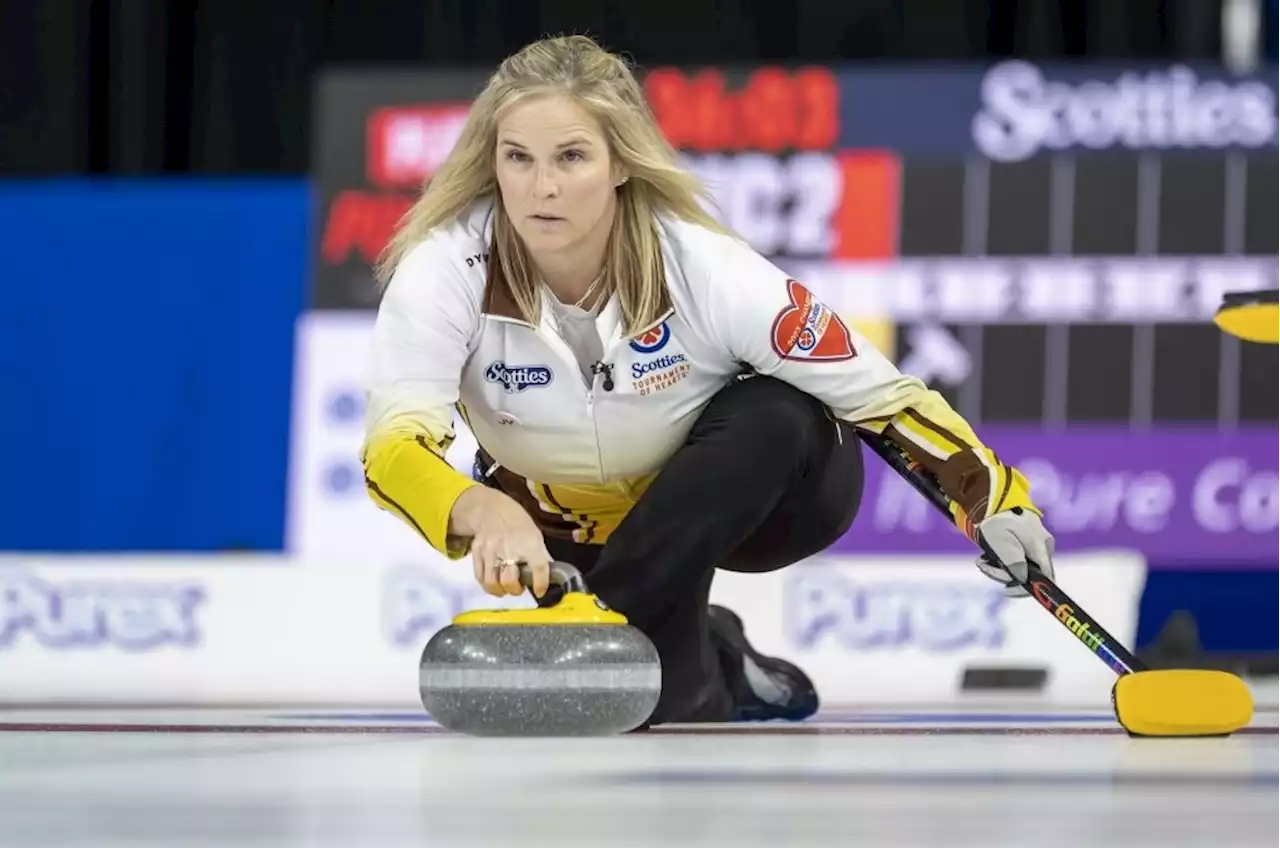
[542,376,864,724]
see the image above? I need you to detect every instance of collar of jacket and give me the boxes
[480,252,674,339]
[480,256,529,325]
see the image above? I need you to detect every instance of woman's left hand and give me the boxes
[973,507,1056,598]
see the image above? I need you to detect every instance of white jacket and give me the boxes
[362,200,1036,556]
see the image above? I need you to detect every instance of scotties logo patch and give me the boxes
[484,362,553,394]
[770,279,855,362]
[630,353,690,396]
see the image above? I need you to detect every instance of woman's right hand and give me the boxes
[449,486,553,598]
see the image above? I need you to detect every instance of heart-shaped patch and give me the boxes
[769,279,855,362]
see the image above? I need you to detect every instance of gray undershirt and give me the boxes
[547,295,606,386]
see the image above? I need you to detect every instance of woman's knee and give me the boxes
[721,500,858,574]
[695,376,830,458]
[720,421,864,574]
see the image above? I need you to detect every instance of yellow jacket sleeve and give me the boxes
[359,236,482,559]
[362,421,478,559]
[853,382,1040,539]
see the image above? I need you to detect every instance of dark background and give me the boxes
[3,0,1272,175]
[890,154,1279,426]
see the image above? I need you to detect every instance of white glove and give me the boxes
[973,507,1056,598]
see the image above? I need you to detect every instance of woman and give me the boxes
[362,35,1056,725]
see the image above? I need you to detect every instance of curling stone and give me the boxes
[418,561,661,736]
[1214,288,1278,344]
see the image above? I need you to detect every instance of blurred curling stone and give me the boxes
[419,561,661,736]
[1214,288,1278,344]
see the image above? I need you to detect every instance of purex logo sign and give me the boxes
[971,61,1278,161]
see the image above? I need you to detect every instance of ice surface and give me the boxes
[0,703,1274,848]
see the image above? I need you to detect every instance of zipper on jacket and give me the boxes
[534,323,612,484]
[587,374,609,483]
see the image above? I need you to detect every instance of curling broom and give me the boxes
[859,430,1255,738]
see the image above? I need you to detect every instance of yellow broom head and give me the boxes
[1113,669,1255,737]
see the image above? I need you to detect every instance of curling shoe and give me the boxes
[708,604,819,722]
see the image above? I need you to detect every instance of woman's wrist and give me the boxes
[448,485,502,537]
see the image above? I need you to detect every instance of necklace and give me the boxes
[576,274,604,311]
[555,268,607,311]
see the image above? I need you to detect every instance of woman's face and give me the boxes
[494,93,620,256]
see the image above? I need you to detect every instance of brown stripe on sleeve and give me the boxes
[993,464,1013,514]
[903,409,970,452]
[414,434,453,458]
[883,422,993,523]
[359,435,459,542]
[364,475,429,542]
[851,413,897,427]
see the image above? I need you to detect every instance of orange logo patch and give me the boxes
[770,279,855,362]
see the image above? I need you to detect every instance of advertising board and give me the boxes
[0,550,1145,708]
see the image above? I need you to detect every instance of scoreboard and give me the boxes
[310,61,1277,427]
[293,61,1278,566]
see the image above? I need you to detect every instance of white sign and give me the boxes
[708,550,1148,706]
[790,255,1277,324]
[0,554,526,707]
[0,550,1146,710]
[285,311,478,558]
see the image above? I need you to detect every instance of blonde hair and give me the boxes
[376,34,735,335]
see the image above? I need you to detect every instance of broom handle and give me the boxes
[858,430,1146,677]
